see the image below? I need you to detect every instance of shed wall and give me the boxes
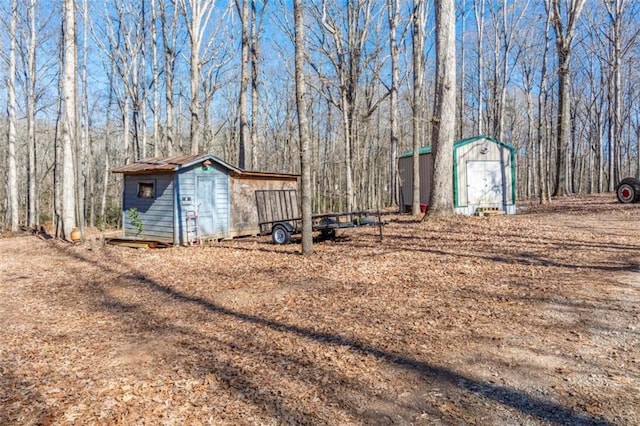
[175,164,230,243]
[398,153,433,212]
[454,138,515,214]
[229,177,298,237]
[122,174,175,241]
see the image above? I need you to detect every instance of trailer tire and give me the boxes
[356,216,375,226]
[616,177,640,204]
[272,224,291,244]
[319,218,338,240]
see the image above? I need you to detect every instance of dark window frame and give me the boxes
[137,181,156,199]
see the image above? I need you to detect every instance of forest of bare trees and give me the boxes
[2,0,640,235]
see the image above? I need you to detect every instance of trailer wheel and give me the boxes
[321,229,337,239]
[616,177,640,203]
[272,224,291,244]
[319,218,338,240]
[356,216,375,226]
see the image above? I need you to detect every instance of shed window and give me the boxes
[137,182,155,199]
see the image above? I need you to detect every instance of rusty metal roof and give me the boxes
[111,154,217,174]
[111,154,299,180]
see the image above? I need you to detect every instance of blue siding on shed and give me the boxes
[122,174,175,241]
[175,163,230,244]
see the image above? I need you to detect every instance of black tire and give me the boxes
[320,228,337,239]
[272,224,291,244]
[319,218,338,240]
[616,177,640,204]
[357,216,375,226]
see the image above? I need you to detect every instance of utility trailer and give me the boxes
[255,189,385,244]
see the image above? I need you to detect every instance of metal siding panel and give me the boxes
[419,154,432,205]
[398,157,412,208]
[456,144,469,206]
[397,154,433,209]
[455,137,515,212]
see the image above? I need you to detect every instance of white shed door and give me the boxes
[467,161,503,205]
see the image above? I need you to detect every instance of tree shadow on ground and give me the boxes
[50,243,615,425]
[0,369,55,424]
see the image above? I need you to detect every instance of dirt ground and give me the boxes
[1,194,639,425]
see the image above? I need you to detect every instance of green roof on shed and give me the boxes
[398,135,513,159]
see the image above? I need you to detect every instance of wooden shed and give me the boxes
[398,136,516,215]
[112,154,299,244]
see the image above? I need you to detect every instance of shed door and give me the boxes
[197,176,216,237]
[467,161,503,205]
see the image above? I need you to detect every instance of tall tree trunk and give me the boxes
[27,0,38,227]
[412,0,425,215]
[427,0,456,217]
[387,0,400,208]
[100,61,117,226]
[605,0,625,191]
[160,0,178,156]
[151,0,160,157]
[537,8,551,204]
[250,0,264,169]
[547,0,586,197]
[554,47,571,196]
[341,92,355,213]
[78,0,88,236]
[139,1,148,159]
[294,0,312,255]
[180,0,215,155]
[6,0,19,232]
[458,4,465,139]
[189,31,200,155]
[238,0,249,168]
[62,0,77,240]
[473,0,485,135]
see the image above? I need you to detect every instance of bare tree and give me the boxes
[411,0,425,216]
[78,0,88,234]
[387,0,400,208]
[250,0,268,169]
[61,0,77,239]
[603,0,640,189]
[427,0,456,217]
[293,0,312,254]
[159,0,180,156]
[180,0,216,155]
[26,0,38,227]
[94,0,146,163]
[546,0,586,196]
[150,0,161,157]
[537,8,552,204]
[310,1,384,212]
[457,0,466,139]
[487,1,530,141]
[513,14,545,199]
[473,0,485,135]
[236,0,249,167]
[6,0,19,232]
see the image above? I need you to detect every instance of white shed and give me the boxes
[398,135,516,215]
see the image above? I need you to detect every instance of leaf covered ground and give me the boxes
[1,194,639,425]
